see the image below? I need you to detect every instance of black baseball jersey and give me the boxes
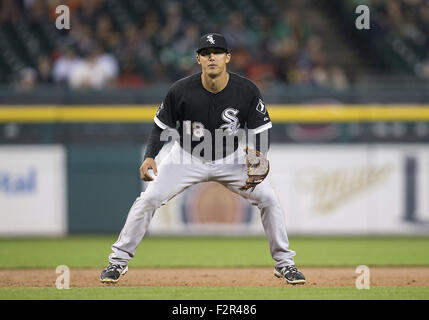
[154,72,272,160]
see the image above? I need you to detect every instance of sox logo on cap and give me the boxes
[206,35,215,44]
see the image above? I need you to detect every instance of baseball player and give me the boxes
[100,33,306,285]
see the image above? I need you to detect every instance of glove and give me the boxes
[239,147,270,192]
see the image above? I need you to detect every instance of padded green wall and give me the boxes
[67,145,142,233]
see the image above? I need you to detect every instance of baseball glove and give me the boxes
[239,147,270,192]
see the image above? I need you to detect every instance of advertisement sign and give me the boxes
[145,143,429,235]
[268,144,429,235]
[0,146,67,235]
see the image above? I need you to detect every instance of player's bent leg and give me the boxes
[101,151,204,283]
[101,193,172,283]
[240,181,306,284]
[107,193,160,267]
[220,174,305,284]
[109,166,200,264]
[236,178,297,266]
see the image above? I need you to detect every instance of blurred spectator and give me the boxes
[36,55,53,84]
[310,65,349,90]
[53,47,79,84]
[136,9,163,79]
[158,2,193,80]
[174,23,200,54]
[0,0,351,89]
[23,0,36,10]
[225,48,252,76]
[17,68,37,90]
[68,45,117,90]
[72,24,96,55]
[369,0,429,78]
[75,0,104,27]
[98,47,119,80]
[273,8,311,46]
[26,0,47,23]
[122,24,141,56]
[251,15,275,62]
[222,12,256,51]
[116,61,145,88]
[418,59,429,79]
[247,64,277,90]
[95,14,121,50]
[0,0,21,23]
[417,1,429,40]
[159,1,186,45]
[140,9,161,40]
[172,23,201,74]
[298,35,327,70]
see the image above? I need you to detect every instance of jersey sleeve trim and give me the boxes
[249,122,272,134]
[154,116,169,130]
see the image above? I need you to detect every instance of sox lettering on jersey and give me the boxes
[220,108,240,134]
[153,73,272,162]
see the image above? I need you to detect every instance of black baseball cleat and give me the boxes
[100,263,128,283]
[274,265,306,285]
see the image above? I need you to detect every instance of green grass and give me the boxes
[0,236,428,268]
[1,236,428,300]
[1,286,428,300]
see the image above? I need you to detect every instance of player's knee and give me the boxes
[255,192,280,209]
[138,193,162,211]
[257,200,277,210]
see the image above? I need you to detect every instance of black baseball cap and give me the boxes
[196,33,229,54]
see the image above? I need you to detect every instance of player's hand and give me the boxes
[140,158,158,181]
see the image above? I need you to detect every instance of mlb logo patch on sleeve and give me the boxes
[256,99,266,115]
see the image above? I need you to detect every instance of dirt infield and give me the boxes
[0,267,428,287]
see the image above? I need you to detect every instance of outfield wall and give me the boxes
[149,143,429,235]
[1,143,429,236]
[0,145,67,235]
[268,144,429,235]
[1,104,429,235]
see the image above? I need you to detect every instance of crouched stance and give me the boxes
[100,33,305,285]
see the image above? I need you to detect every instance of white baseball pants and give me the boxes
[109,142,296,268]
